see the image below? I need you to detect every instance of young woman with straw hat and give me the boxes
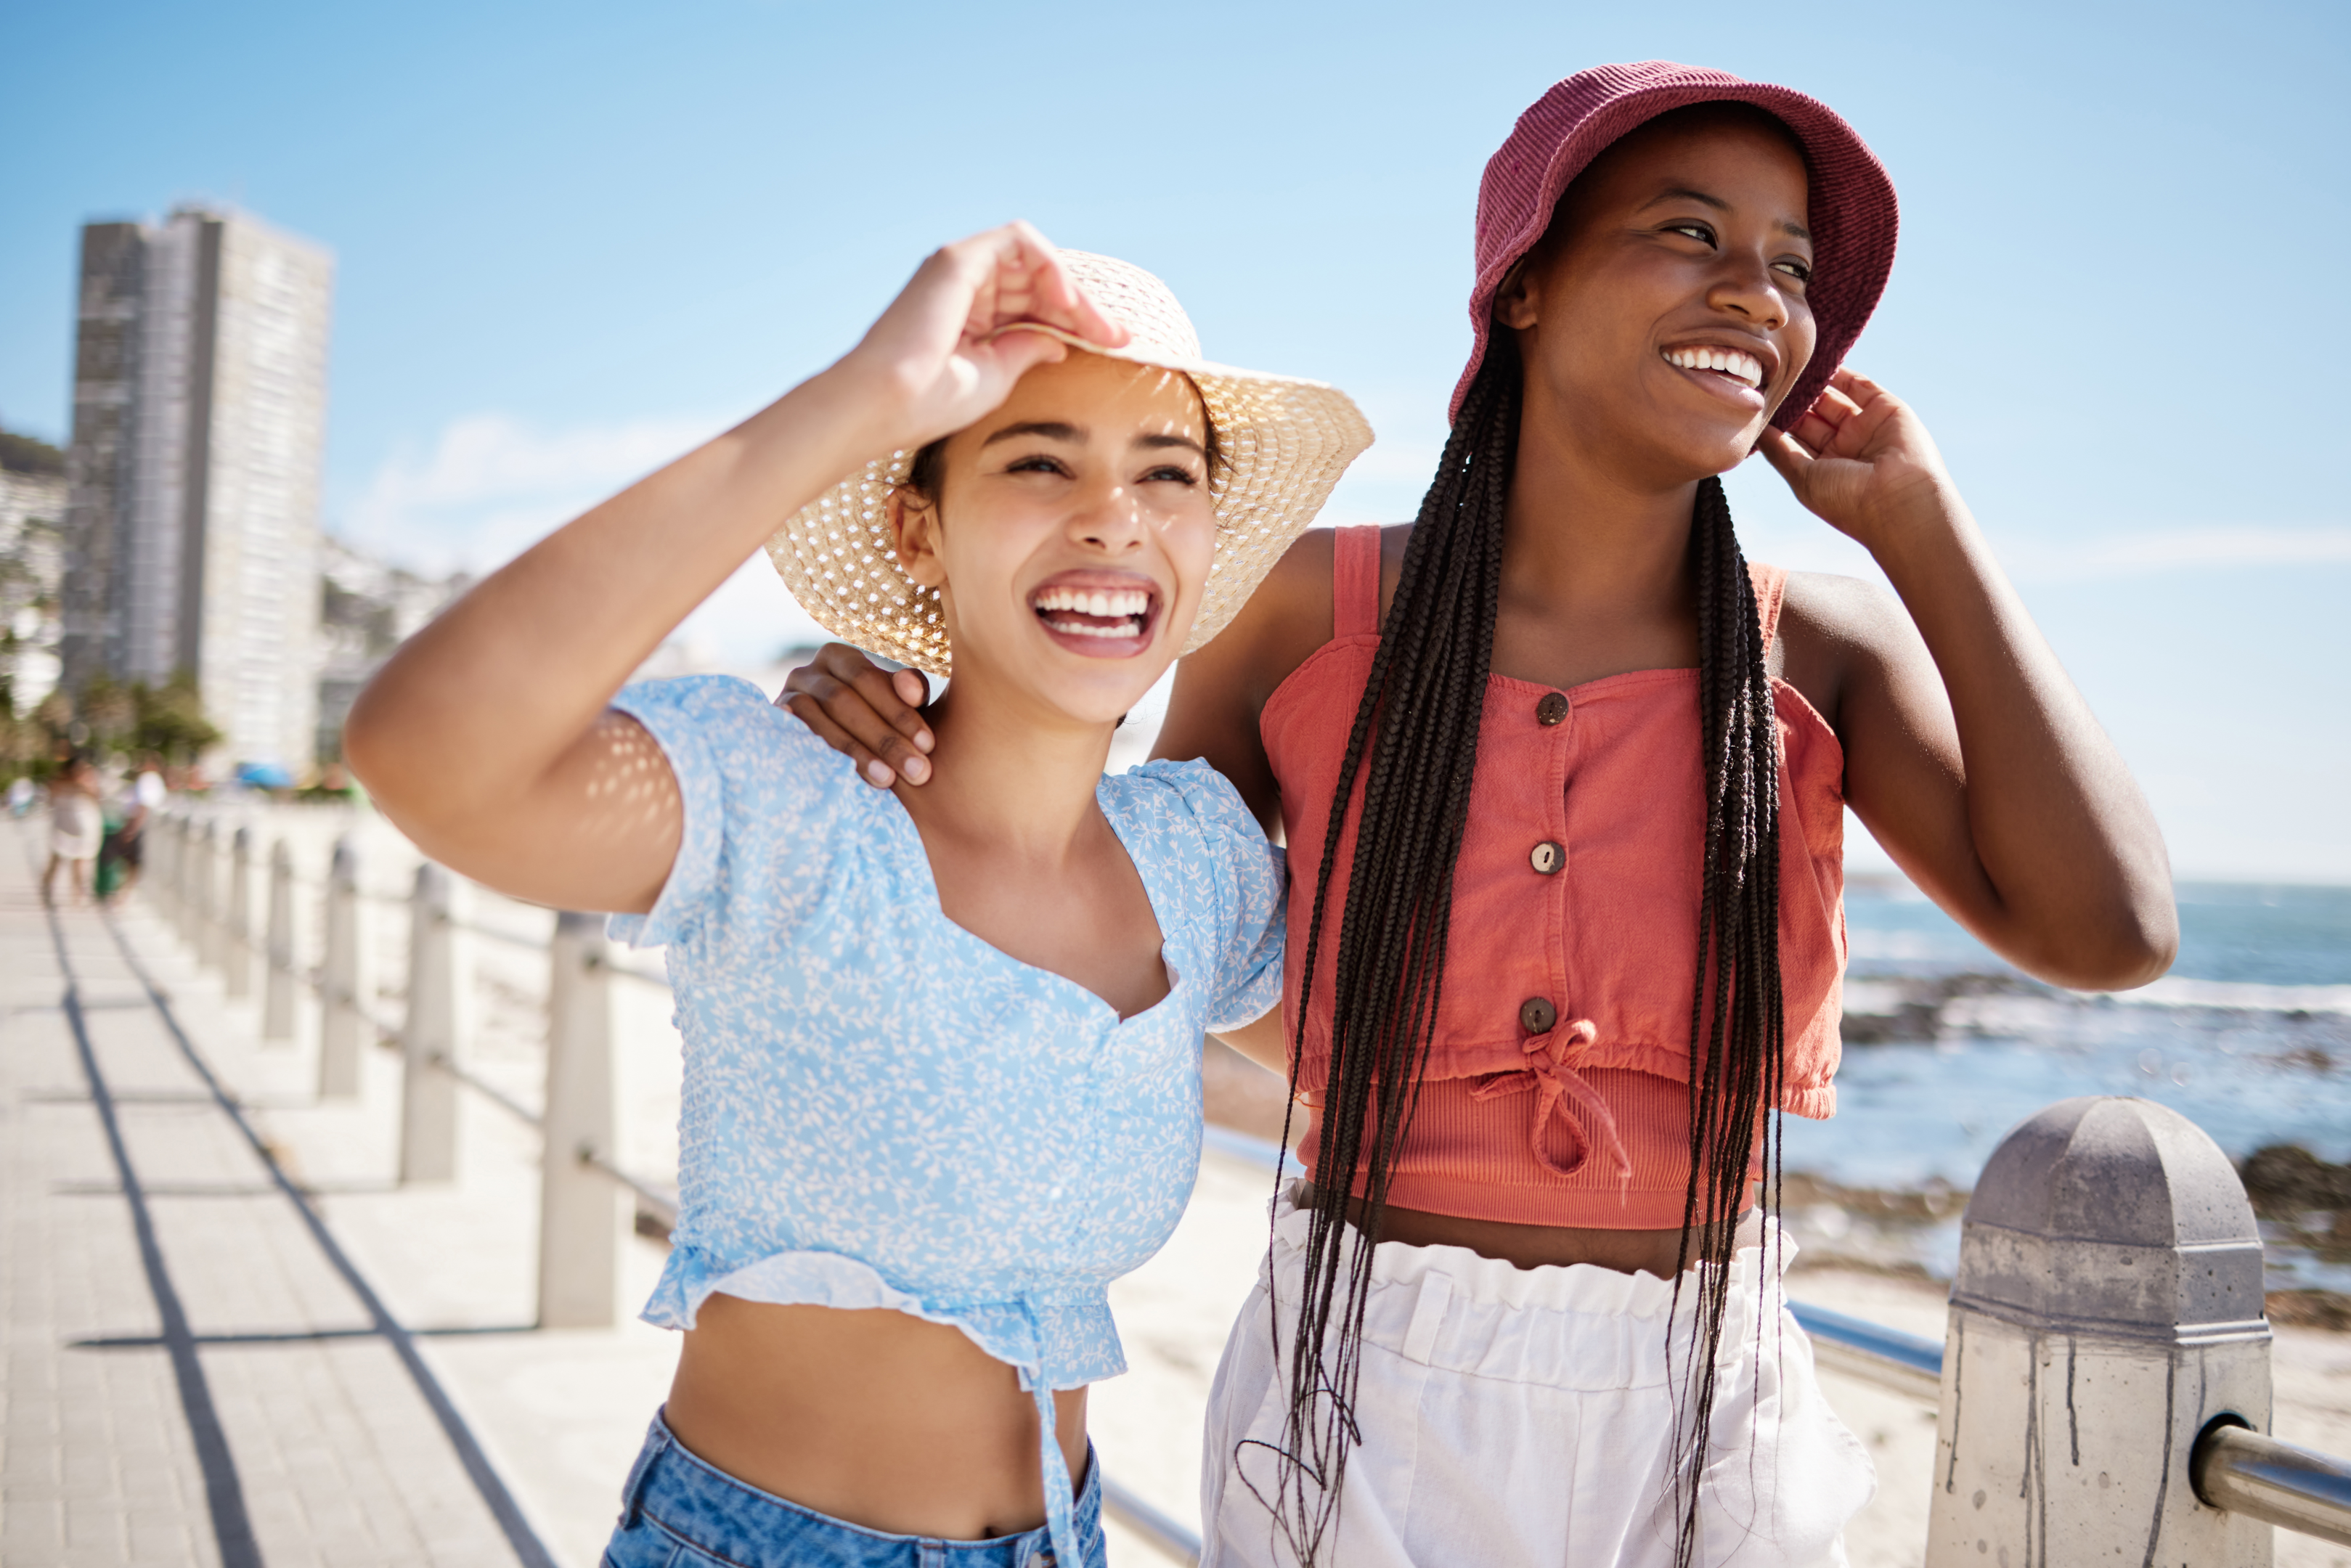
[785,62,2176,1568]
[343,224,1371,1568]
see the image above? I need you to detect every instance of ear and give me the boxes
[889,489,947,589]
[1492,255,1541,330]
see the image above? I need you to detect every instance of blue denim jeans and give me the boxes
[600,1411,1107,1568]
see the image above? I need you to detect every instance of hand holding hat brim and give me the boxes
[838,222,1136,459]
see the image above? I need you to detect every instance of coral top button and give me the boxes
[1519,997,1558,1034]
[1530,841,1563,875]
[1536,692,1570,725]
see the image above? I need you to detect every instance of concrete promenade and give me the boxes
[2,829,553,1566]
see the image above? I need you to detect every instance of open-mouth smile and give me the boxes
[1661,343,1769,395]
[1029,574,1163,658]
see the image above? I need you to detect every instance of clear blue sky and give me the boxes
[4,0,2346,878]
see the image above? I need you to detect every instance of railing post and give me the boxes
[171,815,197,947]
[319,836,367,1098]
[224,825,255,997]
[150,809,176,923]
[195,822,225,969]
[399,862,462,1183]
[1926,1096,2273,1567]
[262,839,296,1041]
[539,910,622,1328]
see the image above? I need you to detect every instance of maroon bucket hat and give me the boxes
[1451,60,1899,433]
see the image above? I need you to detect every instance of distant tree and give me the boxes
[0,428,66,477]
[133,672,222,764]
[79,674,137,751]
[33,687,70,732]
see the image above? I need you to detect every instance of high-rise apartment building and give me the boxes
[61,205,333,769]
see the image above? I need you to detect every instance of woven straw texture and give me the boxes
[1452,61,1899,433]
[767,251,1374,678]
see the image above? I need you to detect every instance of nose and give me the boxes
[1069,475,1147,555]
[1705,248,1790,332]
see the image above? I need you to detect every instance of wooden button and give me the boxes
[1530,841,1563,875]
[1536,692,1570,726]
[1519,997,1558,1034]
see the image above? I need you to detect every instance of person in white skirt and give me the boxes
[42,752,104,906]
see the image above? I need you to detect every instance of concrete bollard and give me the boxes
[196,822,226,969]
[318,837,367,1098]
[262,839,296,1042]
[538,910,624,1328]
[224,826,255,997]
[173,815,199,948]
[1927,1095,2273,1568]
[150,810,175,922]
[399,862,463,1183]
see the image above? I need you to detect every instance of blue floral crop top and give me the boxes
[607,676,1285,1563]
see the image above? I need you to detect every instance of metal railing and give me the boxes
[148,807,677,1327]
[143,804,2351,1563]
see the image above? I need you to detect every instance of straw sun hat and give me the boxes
[765,251,1374,678]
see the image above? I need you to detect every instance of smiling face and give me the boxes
[889,350,1218,726]
[1496,104,1818,486]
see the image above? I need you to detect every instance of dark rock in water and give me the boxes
[1840,1001,1941,1045]
[2266,1289,2351,1332]
[2240,1144,2351,1217]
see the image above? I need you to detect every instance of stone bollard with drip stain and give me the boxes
[1926,1095,2273,1568]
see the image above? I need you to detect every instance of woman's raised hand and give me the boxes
[839,222,1130,456]
[1756,367,1957,551]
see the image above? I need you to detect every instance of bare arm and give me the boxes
[343,224,1125,913]
[1763,369,2176,989]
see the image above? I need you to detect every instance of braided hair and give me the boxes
[1266,338,1786,1568]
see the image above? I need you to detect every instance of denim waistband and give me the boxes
[615,1410,1104,1568]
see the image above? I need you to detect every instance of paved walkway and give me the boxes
[1,828,553,1568]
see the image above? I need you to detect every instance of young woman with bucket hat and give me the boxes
[786,62,2175,1567]
[343,226,1372,1568]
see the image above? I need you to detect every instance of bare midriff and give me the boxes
[664,1297,1088,1540]
[1321,1188,1757,1278]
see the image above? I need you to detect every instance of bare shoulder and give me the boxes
[1191,527,1335,701]
[1779,570,1907,651]
[1775,570,1920,734]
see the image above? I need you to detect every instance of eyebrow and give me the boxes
[980,422,1206,459]
[980,420,1084,449]
[1642,186,1812,242]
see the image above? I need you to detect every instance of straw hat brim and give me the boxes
[765,327,1374,678]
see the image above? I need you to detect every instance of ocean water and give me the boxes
[1782,881,2351,1292]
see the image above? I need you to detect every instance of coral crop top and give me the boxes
[1266,526,1849,1229]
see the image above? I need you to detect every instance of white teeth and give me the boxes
[1032,585,1151,616]
[1664,346,1763,389]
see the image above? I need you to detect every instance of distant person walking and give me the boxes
[343,226,1369,1568]
[42,753,104,906]
[787,62,2176,1568]
[98,756,166,904]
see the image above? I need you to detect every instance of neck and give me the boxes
[1499,382,1700,623]
[895,667,1116,862]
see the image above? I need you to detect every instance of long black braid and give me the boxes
[1266,340,1786,1568]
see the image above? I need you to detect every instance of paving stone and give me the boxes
[2,834,531,1567]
